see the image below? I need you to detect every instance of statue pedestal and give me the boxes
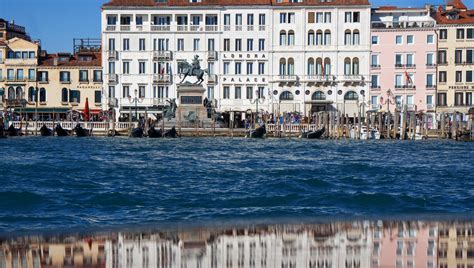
[176,83,208,123]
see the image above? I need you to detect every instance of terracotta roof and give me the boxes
[103,0,369,7]
[39,52,102,67]
[435,3,474,25]
[448,0,467,10]
[376,6,425,11]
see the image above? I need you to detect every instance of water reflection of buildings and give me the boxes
[2,222,474,268]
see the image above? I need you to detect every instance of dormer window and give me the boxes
[190,0,201,3]
[79,56,92,62]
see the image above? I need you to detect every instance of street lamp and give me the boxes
[383,88,395,112]
[250,89,265,127]
[128,89,144,122]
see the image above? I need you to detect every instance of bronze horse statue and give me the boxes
[163,98,177,120]
[178,61,208,85]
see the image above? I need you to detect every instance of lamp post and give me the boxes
[383,88,395,112]
[250,89,265,128]
[128,89,144,122]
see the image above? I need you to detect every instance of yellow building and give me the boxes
[438,223,474,268]
[35,51,103,120]
[435,0,474,114]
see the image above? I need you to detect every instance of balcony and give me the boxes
[224,25,231,31]
[395,85,416,90]
[205,25,218,31]
[106,25,116,31]
[190,25,201,31]
[60,79,71,84]
[275,75,298,83]
[207,51,218,61]
[426,84,436,90]
[120,25,131,31]
[235,25,242,31]
[247,25,254,31]
[153,50,172,61]
[177,25,188,31]
[371,20,435,29]
[153,74,171,84]
[259,25,266,31]
[427,104,435,111]
[407,104,416,111]
[395,64,405,69]
[108,50,118,60]
[306,75,335,84]
[38,78,48,84]
[371,85,381,90]
[370,64,381,70]
[342,75,364,84]
[207,74,218,84]
[405,64,416,69]
[108,74,118,84]
[28,77,36,82]
[426,64,436,68]
[151,25,170,31]
[108,97,118,108]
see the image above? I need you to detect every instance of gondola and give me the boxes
[147,126,163,138]
[164,126,179,138]
[7,124,20,136]
[55,124,70,136]
[74,124,91,137]
[249,124,266,139]
[302,127,325,139]
[40,124,53,136]
[130,127,144,138]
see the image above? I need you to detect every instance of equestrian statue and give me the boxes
[178,55,208,85]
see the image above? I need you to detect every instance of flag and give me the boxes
[159,59,165,75]
[321,62,325,77]
[405,71,413,86]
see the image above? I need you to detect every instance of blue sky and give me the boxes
[0,0,465,53]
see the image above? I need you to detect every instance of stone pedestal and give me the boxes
[176,83,208,123]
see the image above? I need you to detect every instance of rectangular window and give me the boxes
[371,54,379,66]
[455,92,464,106]
[139,38,146,51]
[407,35,414,44]
[223,62,230,75]
[288,13,295,23]
[467,71,473,82]
[79,70,88,82]
[438,93,447,106]
[467,49,473,63]
[207,86,214,100]
[139,61,146,74]
[235,62,241,74]
[406,54,414,66]
[426,74,434,87]
[316,12,324,23]
[93,70,102,82]
[123,85,130,98]
[395,54,403,66]
[94,91,101,104]
[427,34,434,44]
[439,71,447,83]
[235,39,242,51]
[208,38,215,51]
[440,29,448,40]
[396,35,402,44]
[258,39,265,51]
[372,36,379,45]
[466,92,472,106]
[246,86,253,99]
[224,14,231,25]
[224,39,230,51]
[177,39,184,51]
[235,14,242,25]
[247,14,254,25]
[395,74,403,87]
[427,95,433,105]
[371,96,378,105]
[123,38,130,51]
[7,69,14,80]
[371,75,379,87]
[455,50,463,64]
[345,12,351,23]
[427,53,434,65]
[28,69,35,80]
[247,39,253,51]
[353,12,360,22]
[325,12,331,23]
[457,28,465,39]
[29,51,35,58]
[69,90,81,103]
[259,14,265,25]
[308,12,315,23]
[123,61,130,74]
[258,62,265,75]
[456,71,463,82]
[223,86,230,99]
[138,86,145,98]
[246,62,253,75]
[60,71,70,82]
[234,86,241,99]
[258,87,265,99]
[108,38,115,51]
[193,38,200,51]
[438,50,447,64]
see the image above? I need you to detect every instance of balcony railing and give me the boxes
[371,86,381,90]
[106,25,116,31]
[153,74,171,84]
[207,51,218,61]
[205,25,218,31]
[208,74,218,84]
[426,84,436,89]
[259,25,266,31]
[177,25,188,31]
[153,50,172,61]
[275,75,297,83]
[235,25,242,31]
[406,104,416,111]
[108,74,118,83]
[151,25,170,31]
[108,50,118,60]
[371,20,435,29]
[190,25,200,31]
[60,79,71,84]
[247,25,254,31]
[426,64,436,68]
[405,64,416,68]
[120,25,131,31]
[343,75,364,83]
[370,64,381,69]
[427,104,435,110]
[395,85,416,90]
[224,25,231,31]
[306,75,335,83]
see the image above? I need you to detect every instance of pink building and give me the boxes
[371,222,437,268]
[370,6,437,126]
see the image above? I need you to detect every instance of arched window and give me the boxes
[352,57,360,75]
[344,57,351,75]
[344,91,359,100]
[312,91,326,100]
[316,30,323,45]
[28,87,36,102]
[287,58,295,75]
[344,30,351,45]
[39,88,46,103]
[288,30,295,45]
[316,58,323,75]
[308,30,315,46]
[280,91,294,101]
[15,87,23,100]
[279,30,287,46]
[279,58,286,76]
[324,30,331,45]
[61,88,69,103]
[353,30,360,45]
[307,58,315,75]
[8,87,15,100]
[324,58,331,75]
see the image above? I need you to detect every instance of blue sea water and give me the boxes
[0,137,473,234]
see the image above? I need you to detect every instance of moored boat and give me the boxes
[74,124,91,137]
[302,127,325,139]
[7,124,20,136]
[147,126,163,138]
[40,124,53,136]
[55,124,70,136]
[248,124,266,139]
[164,126,179,138]
[130,127,144,138]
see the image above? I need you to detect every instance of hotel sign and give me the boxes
[222,76,267,83]
[222,53,267,60]
[77,84,102,90]
[449,85,474,90]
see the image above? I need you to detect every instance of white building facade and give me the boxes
[101,0,371,121]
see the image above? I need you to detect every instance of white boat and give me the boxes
[350,126,381,140]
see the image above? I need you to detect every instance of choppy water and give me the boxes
[0,137,473,234]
